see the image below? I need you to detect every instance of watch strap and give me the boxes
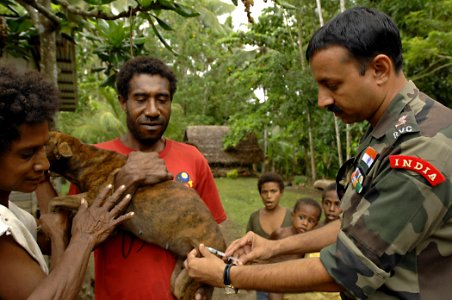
[223,263,233,286]
[223,263,238,294]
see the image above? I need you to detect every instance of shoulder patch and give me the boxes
[359,146,378,173]
[389,155,446,186]
[395,114,408,128]
[386,112,420,142]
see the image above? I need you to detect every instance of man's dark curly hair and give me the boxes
[116,56,177,100]
[0,65,59,154]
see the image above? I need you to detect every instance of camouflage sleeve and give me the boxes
[320,133,452,298]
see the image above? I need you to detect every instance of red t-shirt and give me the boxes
[70,138,226,299]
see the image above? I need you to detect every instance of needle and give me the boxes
[206,246,239,264]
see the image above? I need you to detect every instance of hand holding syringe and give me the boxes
[206,246,239,265]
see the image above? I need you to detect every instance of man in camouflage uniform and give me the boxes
[184,7,452,299]
[321,80,452,299]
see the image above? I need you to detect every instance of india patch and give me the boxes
[389,155,446,186]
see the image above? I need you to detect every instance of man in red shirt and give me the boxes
[70,56,226,299]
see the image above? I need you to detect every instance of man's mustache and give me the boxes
[139,116,163,123]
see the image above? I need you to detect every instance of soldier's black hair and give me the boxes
[293,197,322,220]
[257,172,284,194]
[116,56,177,100]
[0,65,59,154]
[306,7,403,74]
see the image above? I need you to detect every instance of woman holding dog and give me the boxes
[0,65,143,300]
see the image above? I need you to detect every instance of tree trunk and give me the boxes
[334,117,343,166]
[39,28,57,83]
[263,125,268,174]
[26,0,58,84]
[340,0,345,12]
[295,9,316,181]
[340,1,351,160]
[307,108,316,181]
[262,87,268,174]
[315,0,324,26]
[315,0,343,167]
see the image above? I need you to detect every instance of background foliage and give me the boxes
[1,0,450,182]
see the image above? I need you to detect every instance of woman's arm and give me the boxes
[0,235,47,300]
[38,212,69,268]
[0,184,133,300]
[34,174,58,215]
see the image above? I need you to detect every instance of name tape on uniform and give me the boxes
[389,155,445,186]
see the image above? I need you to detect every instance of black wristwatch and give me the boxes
[223,263,238,294]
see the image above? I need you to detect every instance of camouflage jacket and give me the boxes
[320,81,452,299]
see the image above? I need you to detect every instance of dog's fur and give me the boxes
[45,131,226,300]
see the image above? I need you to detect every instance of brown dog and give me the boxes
[45,131,226,300]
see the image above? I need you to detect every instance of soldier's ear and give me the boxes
[371,54,391,86]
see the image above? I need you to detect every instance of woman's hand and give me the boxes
[70,184,134,249]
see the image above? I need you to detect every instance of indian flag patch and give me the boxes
[359,146,379,173]
[362,147,378,168]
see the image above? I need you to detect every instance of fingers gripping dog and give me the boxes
[45,131,226,300]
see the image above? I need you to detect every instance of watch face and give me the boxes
[224,285,238,295]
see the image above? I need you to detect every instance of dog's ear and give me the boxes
[57,142,73,158]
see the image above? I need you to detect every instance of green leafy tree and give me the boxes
[4,0,447,180]
[0,0,200,83]
[358,0,452,107]
[221,2,355,180]
[57,0,238,142]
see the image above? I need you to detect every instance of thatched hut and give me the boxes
[183,125,264,177]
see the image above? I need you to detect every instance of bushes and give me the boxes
[226,169,239,179]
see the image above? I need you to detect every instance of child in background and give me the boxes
[247,172,293,300]
[270,197,322,240]
[247,172,293,239]
[268,198,322,300]
[282,185,341,300]
[321,182,342,225]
